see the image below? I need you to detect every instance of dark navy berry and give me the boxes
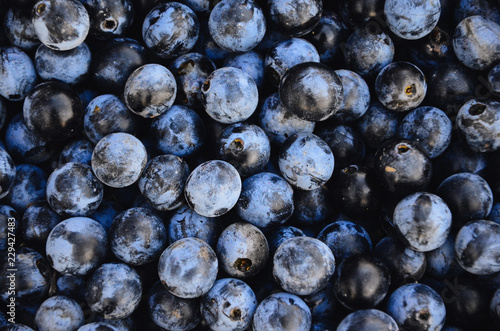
[258,92,315,146]
[456,99,500,152]
[278,133,334,190]
[85,262,142,319]
[393,192,452,252]
[453,15,500,71]
[23,81,84,142]
[216,123,271,177]
[329,69,371,123]
[138,154,189,211]
[268,226,306,256]
[201,67,258,124]
[208,0,266,53]
[264,38,320,86]
[0,47,33,99]
[236,172,294,228]
[34,295,84,331]
[158,237,218,298]
[267,0,322,37]
[123,64,177,118]
[46,217,107,276]
[151,105,205,158]
[109,207,167,265]
[386,283,446,331]
[292,186,333,228]
[32,0,89,50]
[34,43,91,85]
[279,62,343,122]
[224,51,265,89]
[200,278,257,330]
[59,139,94,166]
[252,292,312,330]
[167,204,221,248]
[317,220,372,263]
[425,235,463,280]
[46,162,103,217]
[184,160,241,217]
[81,0,134,40]
[142,2,199,59]
[356,101,401,150]
[5,163,46,213]
[398,106,452,158]
[273,236,335,295]
[337,309,398,331]
[375,61,427,112]
[0,147,16,199]
[217,222,269,278]
[91,132,147,188]
[21,201,61,248]
[148,281,201,330]
[4,8,40,52]
[455,219,500,275]
[384,0,441,40]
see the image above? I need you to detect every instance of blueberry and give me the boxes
[407,26,455,72]
[109,207,167,265]
[273,236,335,295]
[374,236,427,286]
[147,281,201,330]
[398,106,452,159]
[258,92,315,146]
[491,288,500,327]
[425,235,464,280]
[292,186,333,228]
[436,172,493,229]
[23,81,84,142]
[200,278,257,330]
[374,139,433,195]
[46,217,108,276]
[0,147,16,199]
[83,94,138,144]
[4,8,40,52]
[184,160,241,217]
[329,69,371,123]
[201,67,259,124]
[337,0,384,29]
[384,0,441,40]
[151,105,205,158]
[0,47,37,101]
[216,123,271,177]
[356,101,401,150]
[224,51,265,90]
[236,172,294,228]
[0,205,19,251]
[375,61,427,112]
[453,15,500,71]
[393,192,452,252]
[123,64,177,118]
[34,42,91,85]
[55,274,85,302]
[91,132,147,188]
[317,220,373,263]
[167,204,221,248]
[333,165,382,219]
[217,221,269,278]
[59,139,94,166]
[268,225,306,256]
[46,162,103,217]
[142,2,199,59]
[279,62,343,122]
[267,0,322,37]
[138,154,189,211]
[344,27,395,78]
[91,38,149,94]
[169,52,216,109]
[278,133,334,190]
[80,0,134,40]
[76,323,119,331]
[32,0,90,50]
[455,219,500,275]
[304,11,348,65]
[85,263,142,319]
[5,164,46,213]
[264,38,320,87]
[456,99,500,152]
[158,237,218,298]
[386,283,446,331]
[0,247,52,304]
[34,295,84,331]
[88,199,122,233]
[336,309,398,331]
[208,0,266,53]
[252,292,312,331]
